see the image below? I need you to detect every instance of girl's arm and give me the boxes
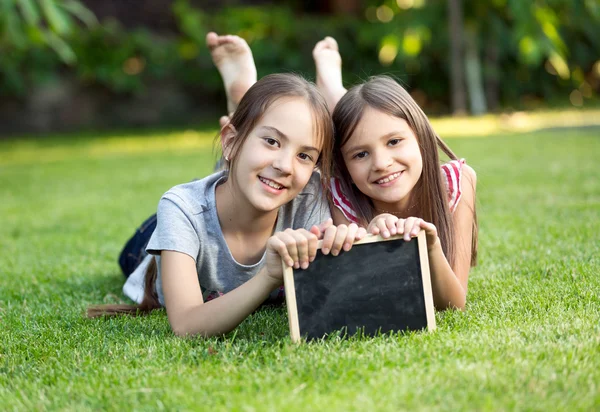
[161,250,281,337]
[161,225,364,337]
[448,164,477,295]
[367,165,477,310]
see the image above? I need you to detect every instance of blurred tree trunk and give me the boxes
[448,0,467,115]
[464,27,487,115]
[484,37,500,111]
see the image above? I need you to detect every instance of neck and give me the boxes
[372,195,419,219]
[215,179,279,237]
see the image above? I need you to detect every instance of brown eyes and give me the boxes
[264,137,279,147]
[263,137,314,163]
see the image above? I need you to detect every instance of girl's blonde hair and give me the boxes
[332,75,477,268]
[88,73,334,318]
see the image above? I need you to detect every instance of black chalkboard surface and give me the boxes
[283,231,436,342]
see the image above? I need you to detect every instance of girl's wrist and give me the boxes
[427,236,442,253]
[259,267,283,289]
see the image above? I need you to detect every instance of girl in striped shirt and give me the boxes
[313,37,478,310]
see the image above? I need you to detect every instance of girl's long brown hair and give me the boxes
[88,73,334,318]
[332,76,477,268]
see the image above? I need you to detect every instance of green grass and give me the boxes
[1,121,599,411]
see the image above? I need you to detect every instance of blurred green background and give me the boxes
[1,0,599,135]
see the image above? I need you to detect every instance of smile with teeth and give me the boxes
[259,176,284,190]
[375,172,402,184]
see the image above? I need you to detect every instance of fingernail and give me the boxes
[301,261,308,269]
[332,250,338,256]
[309,256,315,262]
[322,248,329,255]
[383,230,389,238]
[344,242,350,251]
[294,262,300,269]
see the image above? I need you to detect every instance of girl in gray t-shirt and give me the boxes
[89,72,365,338]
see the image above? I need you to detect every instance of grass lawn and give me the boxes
[1,115,599,411]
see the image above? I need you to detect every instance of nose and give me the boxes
[273,151,293,175]
[371,149,393,171]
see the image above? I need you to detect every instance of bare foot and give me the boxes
[313,36,347,112]
[207,32,257,114]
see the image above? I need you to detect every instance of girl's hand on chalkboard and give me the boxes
[368,213,402,238]
[369,215,440,250]
[308,218,334,240]
[265,229,319,281]
[320,223,367,256]
[401,217,440,251]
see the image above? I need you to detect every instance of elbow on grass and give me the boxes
[169,320,227,339]
[436,294,467,311]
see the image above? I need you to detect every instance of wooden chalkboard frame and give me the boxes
[283,231,436,343]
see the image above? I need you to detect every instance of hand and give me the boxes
[320,223,367,256]
[264,228,319,283]
[367,213,398,238]
[309,218,333,239]
[368,214,440,250]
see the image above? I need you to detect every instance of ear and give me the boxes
[220,124,237,162]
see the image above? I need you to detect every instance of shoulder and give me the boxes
[461,163,477,187]
[279,170,331,228]
[296,170,324,197]
[329,176,360,224]
[441,159,476,212]
[161,171,226,215]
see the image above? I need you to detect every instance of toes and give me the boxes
[206,32,219,49]
[313,37,339,55]
[324,36,338,50]
[312,40,328,57]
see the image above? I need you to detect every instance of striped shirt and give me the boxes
[330,159,466,224]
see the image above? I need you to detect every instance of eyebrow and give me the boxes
[343,131,409,155]
[259,126,320,153]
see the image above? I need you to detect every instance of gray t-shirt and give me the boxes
[131,170,330,306]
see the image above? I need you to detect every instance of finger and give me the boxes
[404,217,418,241]
[310,218,333,239]
[318,218,334,233]
[330,225,349,256]
[385,215,398,236]
[306,230,319,263]
[292,229,318,269]
[419,220,437,236]
[396,218,405,236]
[321,225,337,255]
[342,223,359,251]
[281,230,301,268]
[377,218,390,238]
[288,229,311,269]
[309,224,321,238]
[356,227,367,241]
[269,236,294,267]
[369,224,381,236]
[409,218,423,238]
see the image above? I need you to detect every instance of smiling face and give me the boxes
[341,106,423,213]
[225,97,321,214]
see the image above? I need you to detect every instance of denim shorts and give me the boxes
[118,213,157,278]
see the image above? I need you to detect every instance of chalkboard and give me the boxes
[283,231,435,342]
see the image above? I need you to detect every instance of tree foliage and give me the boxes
[1,0,598,113]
